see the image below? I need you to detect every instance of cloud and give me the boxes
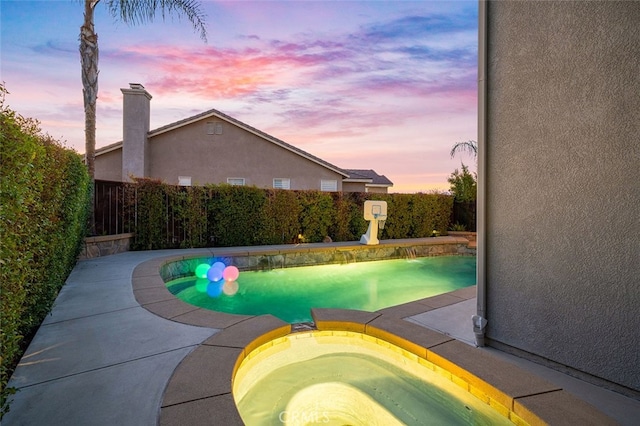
[114,9,472,144]
[31,40,77,56]
[97,7,476,110]
[0,0,478,194]
[361,14,473,41]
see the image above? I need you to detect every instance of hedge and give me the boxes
[0,85,91,417]
[123,179,454,250]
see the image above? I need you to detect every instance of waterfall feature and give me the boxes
[404,247,417,259]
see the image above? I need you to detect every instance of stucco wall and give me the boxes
[121,87,151,181]
[486,1,639,392]
[94,148,123,181]
[146,119,344,190]
[366,186,388,194]
[342,182,367,193]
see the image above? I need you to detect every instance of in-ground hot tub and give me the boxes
[233,330,513,425]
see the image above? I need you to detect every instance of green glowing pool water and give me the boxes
[166,256,475,323]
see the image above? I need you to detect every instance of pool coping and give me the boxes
[131,242,616,426]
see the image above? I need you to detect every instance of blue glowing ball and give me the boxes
[207,261,226,282]
[206,281,224,298]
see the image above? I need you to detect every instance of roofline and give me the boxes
[95,141,123,155]
[147,109,350,178]
[343,178,373,183]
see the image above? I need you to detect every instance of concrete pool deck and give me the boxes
[4,244,639,425]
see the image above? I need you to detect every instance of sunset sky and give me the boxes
[1,0,478,193]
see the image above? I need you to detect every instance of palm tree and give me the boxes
[450,139,477,160]
[80,0,207,179]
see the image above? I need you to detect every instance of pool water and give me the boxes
[233,331,512,425]
[166,256,475,323]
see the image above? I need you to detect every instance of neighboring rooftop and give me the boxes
[344,169,394,186]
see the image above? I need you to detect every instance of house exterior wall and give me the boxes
[146,118,344,190]
[485,1,640,393]
[95,148,123,181]
[366,186,388,194]
[342,182,367,193]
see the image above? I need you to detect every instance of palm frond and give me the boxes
[106,0,208,42]
[450,140,477,159]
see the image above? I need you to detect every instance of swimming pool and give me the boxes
[233,330,512,425]
[166,256,475,323]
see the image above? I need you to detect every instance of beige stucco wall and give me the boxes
[342,182,366,193]
[485,1,640,393]
[366,186,388,194]
[146,118,344,190]
[121,86,151,181]
[95,148,123,181]
[342,182,389,193]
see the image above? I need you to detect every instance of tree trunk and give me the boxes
[80,0,99,234]
[80,0,99,180]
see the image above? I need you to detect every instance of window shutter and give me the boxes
[273,178,290,189]
[321,180,337,191]
[227,178,245,186]
[206,122,223,135]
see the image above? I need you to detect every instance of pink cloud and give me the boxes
[2,1,478,192]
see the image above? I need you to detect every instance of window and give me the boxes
[206,122,223,135]
[273,178,290,190]
[320,179,337,192]
[227,178,245,186]
[178,176,192,186]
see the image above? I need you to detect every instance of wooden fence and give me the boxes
[93,180,133,236]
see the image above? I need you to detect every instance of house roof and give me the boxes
[344,169,394,187]
[95,139,125,155]
[96,107,350,178]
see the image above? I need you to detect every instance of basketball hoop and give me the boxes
[361,200,388,245]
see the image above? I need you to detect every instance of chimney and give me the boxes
[121,83,152,181]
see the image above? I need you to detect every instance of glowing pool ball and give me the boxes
[223,265,240,282]
[207,261,226,282]
[222,280,239,296]
[195,278,209,293]
[206,281,224,297]
[195,263,211,279]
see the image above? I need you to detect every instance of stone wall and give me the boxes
[160,238,475,281]
[80,233,134,259]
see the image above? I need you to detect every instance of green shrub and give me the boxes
[0,84,90,418]
[206,184,267,247]
[448,163,477,203]
[330,192,359,241]
[263,189,301,244]
[411,192,454,237]
[172,186,208,248]
[130,178,170,250]
[121,182,455,248]
[297,190,335,242]
[448,164,477,231]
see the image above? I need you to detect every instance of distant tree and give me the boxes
[450,139,477,160]
[448,163,477,203]
[80,0,208,180]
